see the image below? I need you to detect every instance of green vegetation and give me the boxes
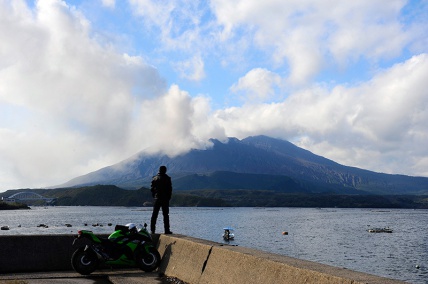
[180,189,428,208]
[0,185,227,207]
[1,185,428,208]
[0,201,30,210]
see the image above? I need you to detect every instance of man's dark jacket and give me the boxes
[151,173,172,200]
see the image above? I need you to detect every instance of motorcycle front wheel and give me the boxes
[136,246,161,272]
[71,247,99,275]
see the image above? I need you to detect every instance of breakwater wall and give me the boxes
[0,234,404,283]
[0,234,108,272]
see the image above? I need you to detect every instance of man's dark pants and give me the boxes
[150,198,170,233]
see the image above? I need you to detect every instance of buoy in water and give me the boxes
[282,231,288,235]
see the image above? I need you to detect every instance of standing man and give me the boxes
[150,165,173,234]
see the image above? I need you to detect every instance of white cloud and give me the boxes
[174,54,206,81]
[216,54,428,176]
[210,0,423,84]
[0,0,224,189]
[128,1,424,86]
[0,0,168,189]
[0,0,164,142]
[0,0,427,191]
[101,0,115,9]
[129,0,208,51]
[230,68,282,103]
[134,85,225,157]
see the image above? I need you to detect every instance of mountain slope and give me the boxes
[59,135,428,195]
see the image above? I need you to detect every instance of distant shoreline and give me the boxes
[2,185,428,208]
[0,202,30,210]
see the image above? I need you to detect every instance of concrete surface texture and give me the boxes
[156,234,406,284]
[0,234,406,284]
[0,269,173,284]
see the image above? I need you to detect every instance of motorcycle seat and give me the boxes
[114,225,129,233]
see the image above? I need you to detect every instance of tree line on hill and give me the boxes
[1,185,428,209]
[0,201,30,210]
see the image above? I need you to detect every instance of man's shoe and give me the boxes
[165,231,173,234]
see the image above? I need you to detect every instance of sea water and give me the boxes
[1,206,427,283]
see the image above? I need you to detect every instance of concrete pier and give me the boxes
[0,234,406,283]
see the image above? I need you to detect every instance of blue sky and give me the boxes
[0,0,427,191]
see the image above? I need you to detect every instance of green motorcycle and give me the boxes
[71,223,161,275]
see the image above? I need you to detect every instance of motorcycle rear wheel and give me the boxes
[71,247,99,275]
[136,246,161,272]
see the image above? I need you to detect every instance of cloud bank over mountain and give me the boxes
[0,0,427,190]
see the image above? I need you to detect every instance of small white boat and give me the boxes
[223,227,235,240]
[1,226,10,230]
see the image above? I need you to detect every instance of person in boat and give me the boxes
[223,228,234,240]
[224,229,230,239]
[150,166,173,235]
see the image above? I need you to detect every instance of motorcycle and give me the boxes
[71,223,161,275]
